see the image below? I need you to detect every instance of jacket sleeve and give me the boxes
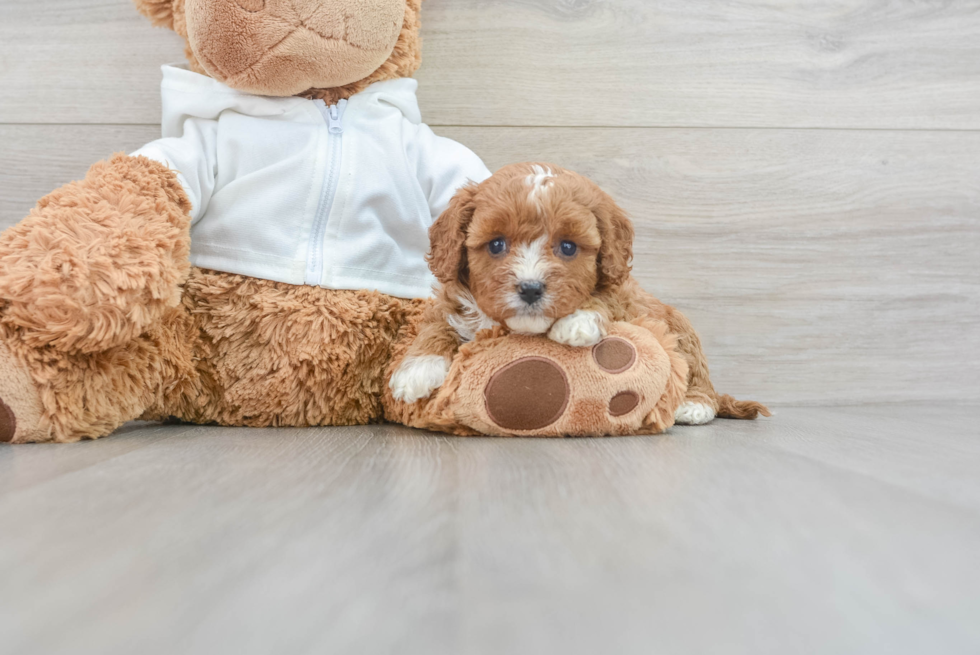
[130,116,219,225]
[413,125,492,224]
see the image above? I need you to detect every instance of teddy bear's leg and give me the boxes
[382,319,691,438]
[0,307,197,443]
[141,269,428,428]
[0,154,194,442]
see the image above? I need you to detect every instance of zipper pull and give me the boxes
[327,98,348,134]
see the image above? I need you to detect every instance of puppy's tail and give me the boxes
[715,394,772,420]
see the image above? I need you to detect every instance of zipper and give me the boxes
[305,98,348,286]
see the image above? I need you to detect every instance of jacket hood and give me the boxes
[158,64,423,127]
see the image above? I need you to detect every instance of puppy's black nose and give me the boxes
[518,281,546,305]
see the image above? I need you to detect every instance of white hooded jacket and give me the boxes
[133,65,491,299]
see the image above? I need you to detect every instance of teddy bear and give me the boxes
[0,0,758,443]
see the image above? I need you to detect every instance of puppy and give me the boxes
[390,163,769,425]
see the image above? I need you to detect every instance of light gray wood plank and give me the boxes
[419,0,980,129]
[0,0,183,125]
[453,407,980,655]
[1,406,979,654]
[2,124,977,405]
[750,405,980,511]
[0,422,176,495]
[0,125,159,226]
[0,424,463,655]
[2,0,980,128]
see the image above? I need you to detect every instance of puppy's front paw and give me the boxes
[548,310,606,347]
[390,355,451,403]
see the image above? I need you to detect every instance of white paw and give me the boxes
[548,310,606,347]
[674,402,717,425]
[390,355,450,403]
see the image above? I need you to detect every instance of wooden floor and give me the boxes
[0,406,978,654]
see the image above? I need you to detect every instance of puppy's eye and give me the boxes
[488,238,508,256]
[559,241,578,258]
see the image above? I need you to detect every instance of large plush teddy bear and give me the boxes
[0,0,755,443]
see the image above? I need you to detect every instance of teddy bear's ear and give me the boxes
[133,0,177,29]
[428,183,480,287]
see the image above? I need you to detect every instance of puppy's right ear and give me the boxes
[133,0,176,29]
[428,183,479,287]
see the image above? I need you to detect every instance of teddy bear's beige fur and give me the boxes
[0,0,432,442]
[0,0,756,443]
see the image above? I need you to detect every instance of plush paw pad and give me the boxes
[592,337,637,373]
[609,391,640,417]
[439,323,679,437]
[485,357,570,431]
[0,399,15,443]
[0,340,47,444]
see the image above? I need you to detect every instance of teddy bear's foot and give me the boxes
[474,330,672,436]
[388,321,690,438]
[0,339,47,444]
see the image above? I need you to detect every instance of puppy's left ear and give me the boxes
[593,190,635,291]
[428,183,479,287]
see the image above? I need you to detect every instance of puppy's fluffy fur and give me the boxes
[391,163,769,424]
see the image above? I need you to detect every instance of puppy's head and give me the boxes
[428,163,634,334]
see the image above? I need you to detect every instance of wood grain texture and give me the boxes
[418,0,980,129]
[2,0,980,128]
[0,0,183,125]
[0,125,158,224]
[1,407,979,655]
[2,124,977,405]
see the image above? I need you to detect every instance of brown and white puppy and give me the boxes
[390,163,769,425]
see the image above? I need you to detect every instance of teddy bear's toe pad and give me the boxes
[593,337,636,373]
[485,357,570,431]
[609,391,641,417]
[0,340,46,444]
[0,399,15,443]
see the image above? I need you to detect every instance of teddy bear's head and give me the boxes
[134,0,422,102]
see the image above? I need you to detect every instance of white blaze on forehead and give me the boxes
[526,164,556,188]
[511,236,550,284]
[525,165,556,213]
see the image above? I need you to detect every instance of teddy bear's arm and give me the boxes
[132,118,220,226]
[0,155,192,354]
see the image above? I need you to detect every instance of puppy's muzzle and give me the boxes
[518,281,546,306]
